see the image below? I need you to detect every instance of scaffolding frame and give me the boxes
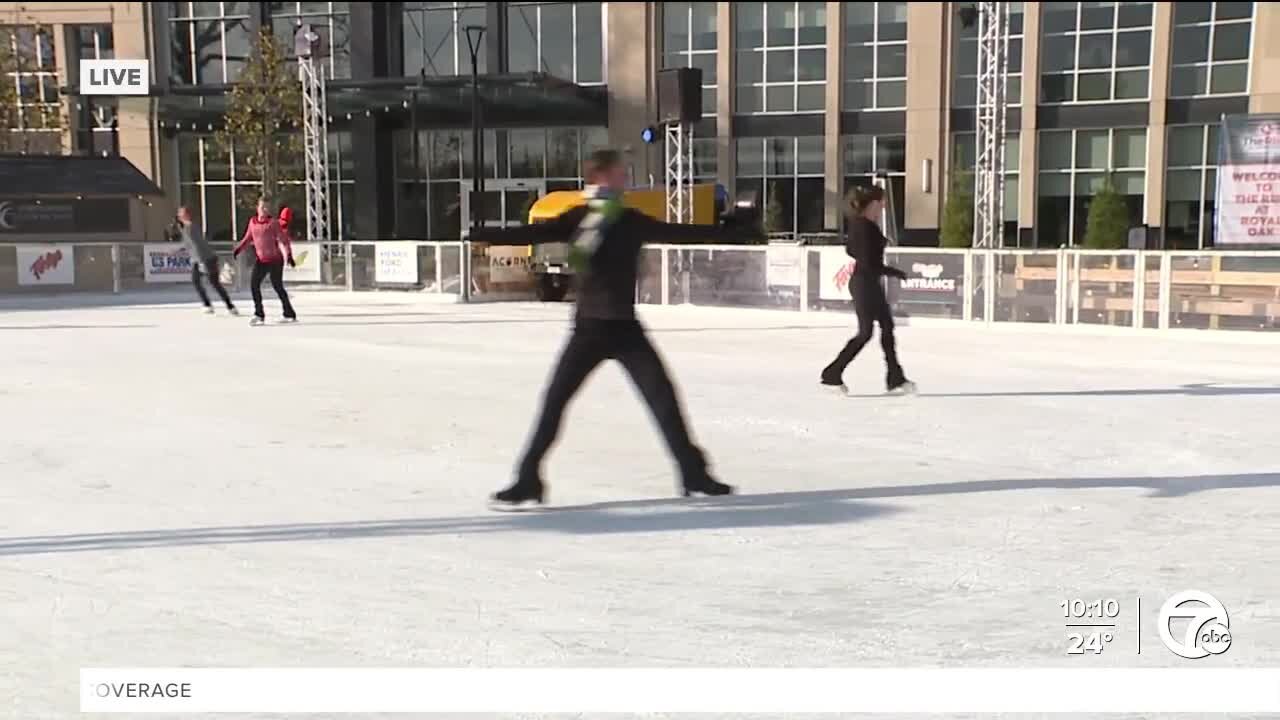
[664,123,694,223]
[973,1,1011,249]
[299,55,330,244]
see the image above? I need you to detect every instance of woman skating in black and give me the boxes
[821,186,915,395]
[471,149,737,509]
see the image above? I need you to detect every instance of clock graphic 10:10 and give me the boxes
[1061,598,1120,619]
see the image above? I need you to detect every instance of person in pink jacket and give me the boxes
[233,197,298,325]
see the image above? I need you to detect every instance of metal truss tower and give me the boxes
[299,54,331,244]
[665,123,694,223]
[974,1,1011,248]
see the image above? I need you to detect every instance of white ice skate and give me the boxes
[820,380,849,396]
[279,317,298,325]
[886,380,917,396]
[203,307,215,315]
[249,316,265,327]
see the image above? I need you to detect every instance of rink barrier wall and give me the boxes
[3,241,1280,332]
[637,245,1280,333]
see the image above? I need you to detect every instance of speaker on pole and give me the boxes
[657,67,703,126]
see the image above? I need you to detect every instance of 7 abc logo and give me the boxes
[1158,590,1232,659]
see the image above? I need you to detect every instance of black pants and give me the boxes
[518,319,708,482]
[192,258,234,309]
[250,259,297,320]
[823,278,904,383]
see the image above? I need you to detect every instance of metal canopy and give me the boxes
[148,73,608,131]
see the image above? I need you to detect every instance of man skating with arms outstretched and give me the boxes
[472,149,737,509]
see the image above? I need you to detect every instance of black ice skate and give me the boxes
[489,478,546,510]
[886,375,917,395]
[820,372,849,396]
[681,473,735,498]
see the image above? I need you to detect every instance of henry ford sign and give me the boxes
[0,198,131,235]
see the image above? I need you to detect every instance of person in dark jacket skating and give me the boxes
[178,206,238,315]
[821,186,915,395]
[472,149,737,508]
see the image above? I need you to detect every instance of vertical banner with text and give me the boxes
[375,243,419,284]
[1216,114,1280,246]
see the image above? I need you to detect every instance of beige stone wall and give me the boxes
[1018,2,1042,235]
[0,3,156,181]
[606,2,657,185]
[1249,2,1280,113]
[822,1,843,230]
[1142,2,1173,228]
[716,1,734,199]
[903,2,945,231]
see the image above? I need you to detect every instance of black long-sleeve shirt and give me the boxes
[472,206,727,321]
[845,216,903,281]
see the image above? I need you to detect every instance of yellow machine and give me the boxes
[524,184,720,301]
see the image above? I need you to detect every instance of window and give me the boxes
[1039,1,1153,103]
[844,2,908,110]
[507,2,604,84]
[662,2,717,117]
[403,2,486,77]
[951,3,1024,107]
[735,2,827,114]
[951,133,1022,244]
[1036,127,1146,246]
[73,25,119,156]
[169,1,252,85]
[843,134,906,235]
[172,131,355,243]
[1169,2,1252,97]
[0,25,61,154]
[1164,124,1220,249]
[272,1,351,79]
[394,127,604,239]
[737,136,825,233]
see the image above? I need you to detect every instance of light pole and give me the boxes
[465,25,486,237]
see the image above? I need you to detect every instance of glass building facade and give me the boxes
[9,1,1269,250]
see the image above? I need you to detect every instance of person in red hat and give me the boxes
[278,205,295,241]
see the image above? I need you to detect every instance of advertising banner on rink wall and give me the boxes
[1216,114,1280,245]
[765,246,802,288]
[143,244,194,283]
[16,244,75,286]
[818,247,856,300]
[375,243,418,284]
[283,243,322,283]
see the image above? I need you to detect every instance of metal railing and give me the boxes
[4,240,1280,333]
[637,245,1280,333]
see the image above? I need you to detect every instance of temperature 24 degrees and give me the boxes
[1061,597,1123,656]
[1067,630,1115,655]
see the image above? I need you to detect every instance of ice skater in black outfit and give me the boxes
[178,206,238,316]
[472,149,737,508]
[821,185,915,395]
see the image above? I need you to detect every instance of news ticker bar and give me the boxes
[81,668,1280,713]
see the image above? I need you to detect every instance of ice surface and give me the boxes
[2,290,1279,719]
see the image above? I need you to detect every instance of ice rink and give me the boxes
[3,289,1280,719]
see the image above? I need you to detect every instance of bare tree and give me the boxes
[214,29,303,210]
